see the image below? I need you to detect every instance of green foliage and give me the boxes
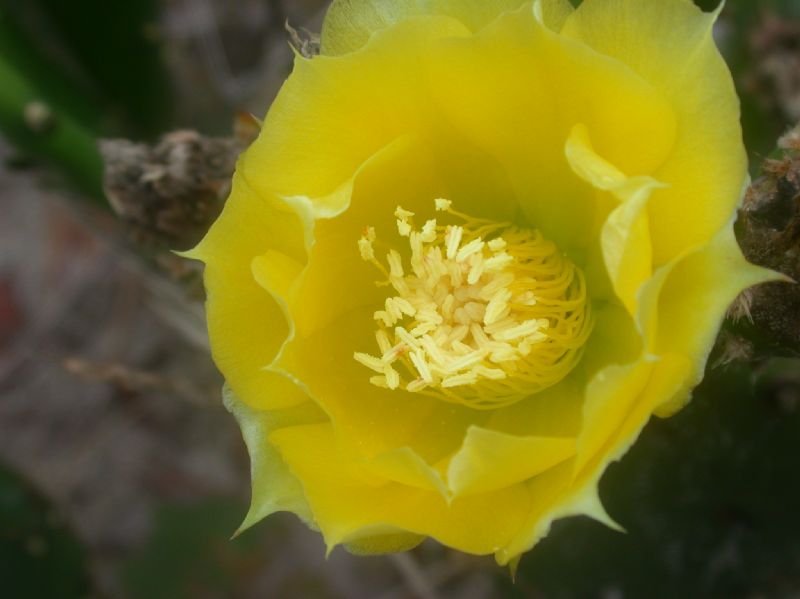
[0,0,173,202]
[0,53,105,200]
[0,464,91,599]
[23,0,173,136]
[0,6,101,132]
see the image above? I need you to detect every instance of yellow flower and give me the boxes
[189,0,781,563]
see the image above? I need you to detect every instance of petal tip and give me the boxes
[174,245,205,262]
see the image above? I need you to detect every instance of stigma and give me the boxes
[354,200,593,410]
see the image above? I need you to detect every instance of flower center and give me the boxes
[354,199,593,410]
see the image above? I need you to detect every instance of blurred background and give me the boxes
[2,0,800,597]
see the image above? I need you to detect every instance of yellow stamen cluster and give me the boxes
[354,200,593,410]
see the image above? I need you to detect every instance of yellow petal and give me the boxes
[223,387,327,534]
[643,222,785,416]
[572,303,650,477]
[426,7,676,250]
[448,427,575,497]
[499,352,691,563]
[271,136,438,339]
[486,377,584,438]
[194,173,308,410]
[565,123,667,203]
[251,250,304,304]
[446,379,582,499]
[241,17,471,213]
[364,447,449,498]
[562,0,747,264]
[344,532,425,555]
[270,423,532,555]
[495,460,624,564]
[494,459,573,564]
[574,359,654,476]
[580,301,642,380]
[247,250,323,411]
[578,353,692,484]
[277,305,484,464]
[267,127,519,344]
[320,0,530,55]
[565,123,667,313]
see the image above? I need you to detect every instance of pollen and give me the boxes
[354,200,593,410]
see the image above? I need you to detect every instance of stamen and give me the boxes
[420,219,438,243]
[384,365,400,390]
[387,250,404,278]
[375,329,392,354]
[434,198,452,212]
[355,199,593,410]
[358,237,375,261]
[354,352,386,373]
[445,226,463,260]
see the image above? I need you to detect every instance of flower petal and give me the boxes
[641,222,785,417]
[270,422,532,555]
[241,16,472,214]
[580,301,643,380]
[320,0,530,55]
[265,135,439,339]
[486,377,584,438]
[561,0,747,264]
[493,460,573,564]
[578,353,692,483]
[572,299,646,476]
[192,173,309,410]
[448,427,575,497]
[344,532,425,555]
[498,352,691,563]
[426,6,676,251]
[276,305,484,464]
[263,127,518,343]
[574,359,654,476]
[565,123,667,313]
[363,447,449,498]
[223,387,327,533]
